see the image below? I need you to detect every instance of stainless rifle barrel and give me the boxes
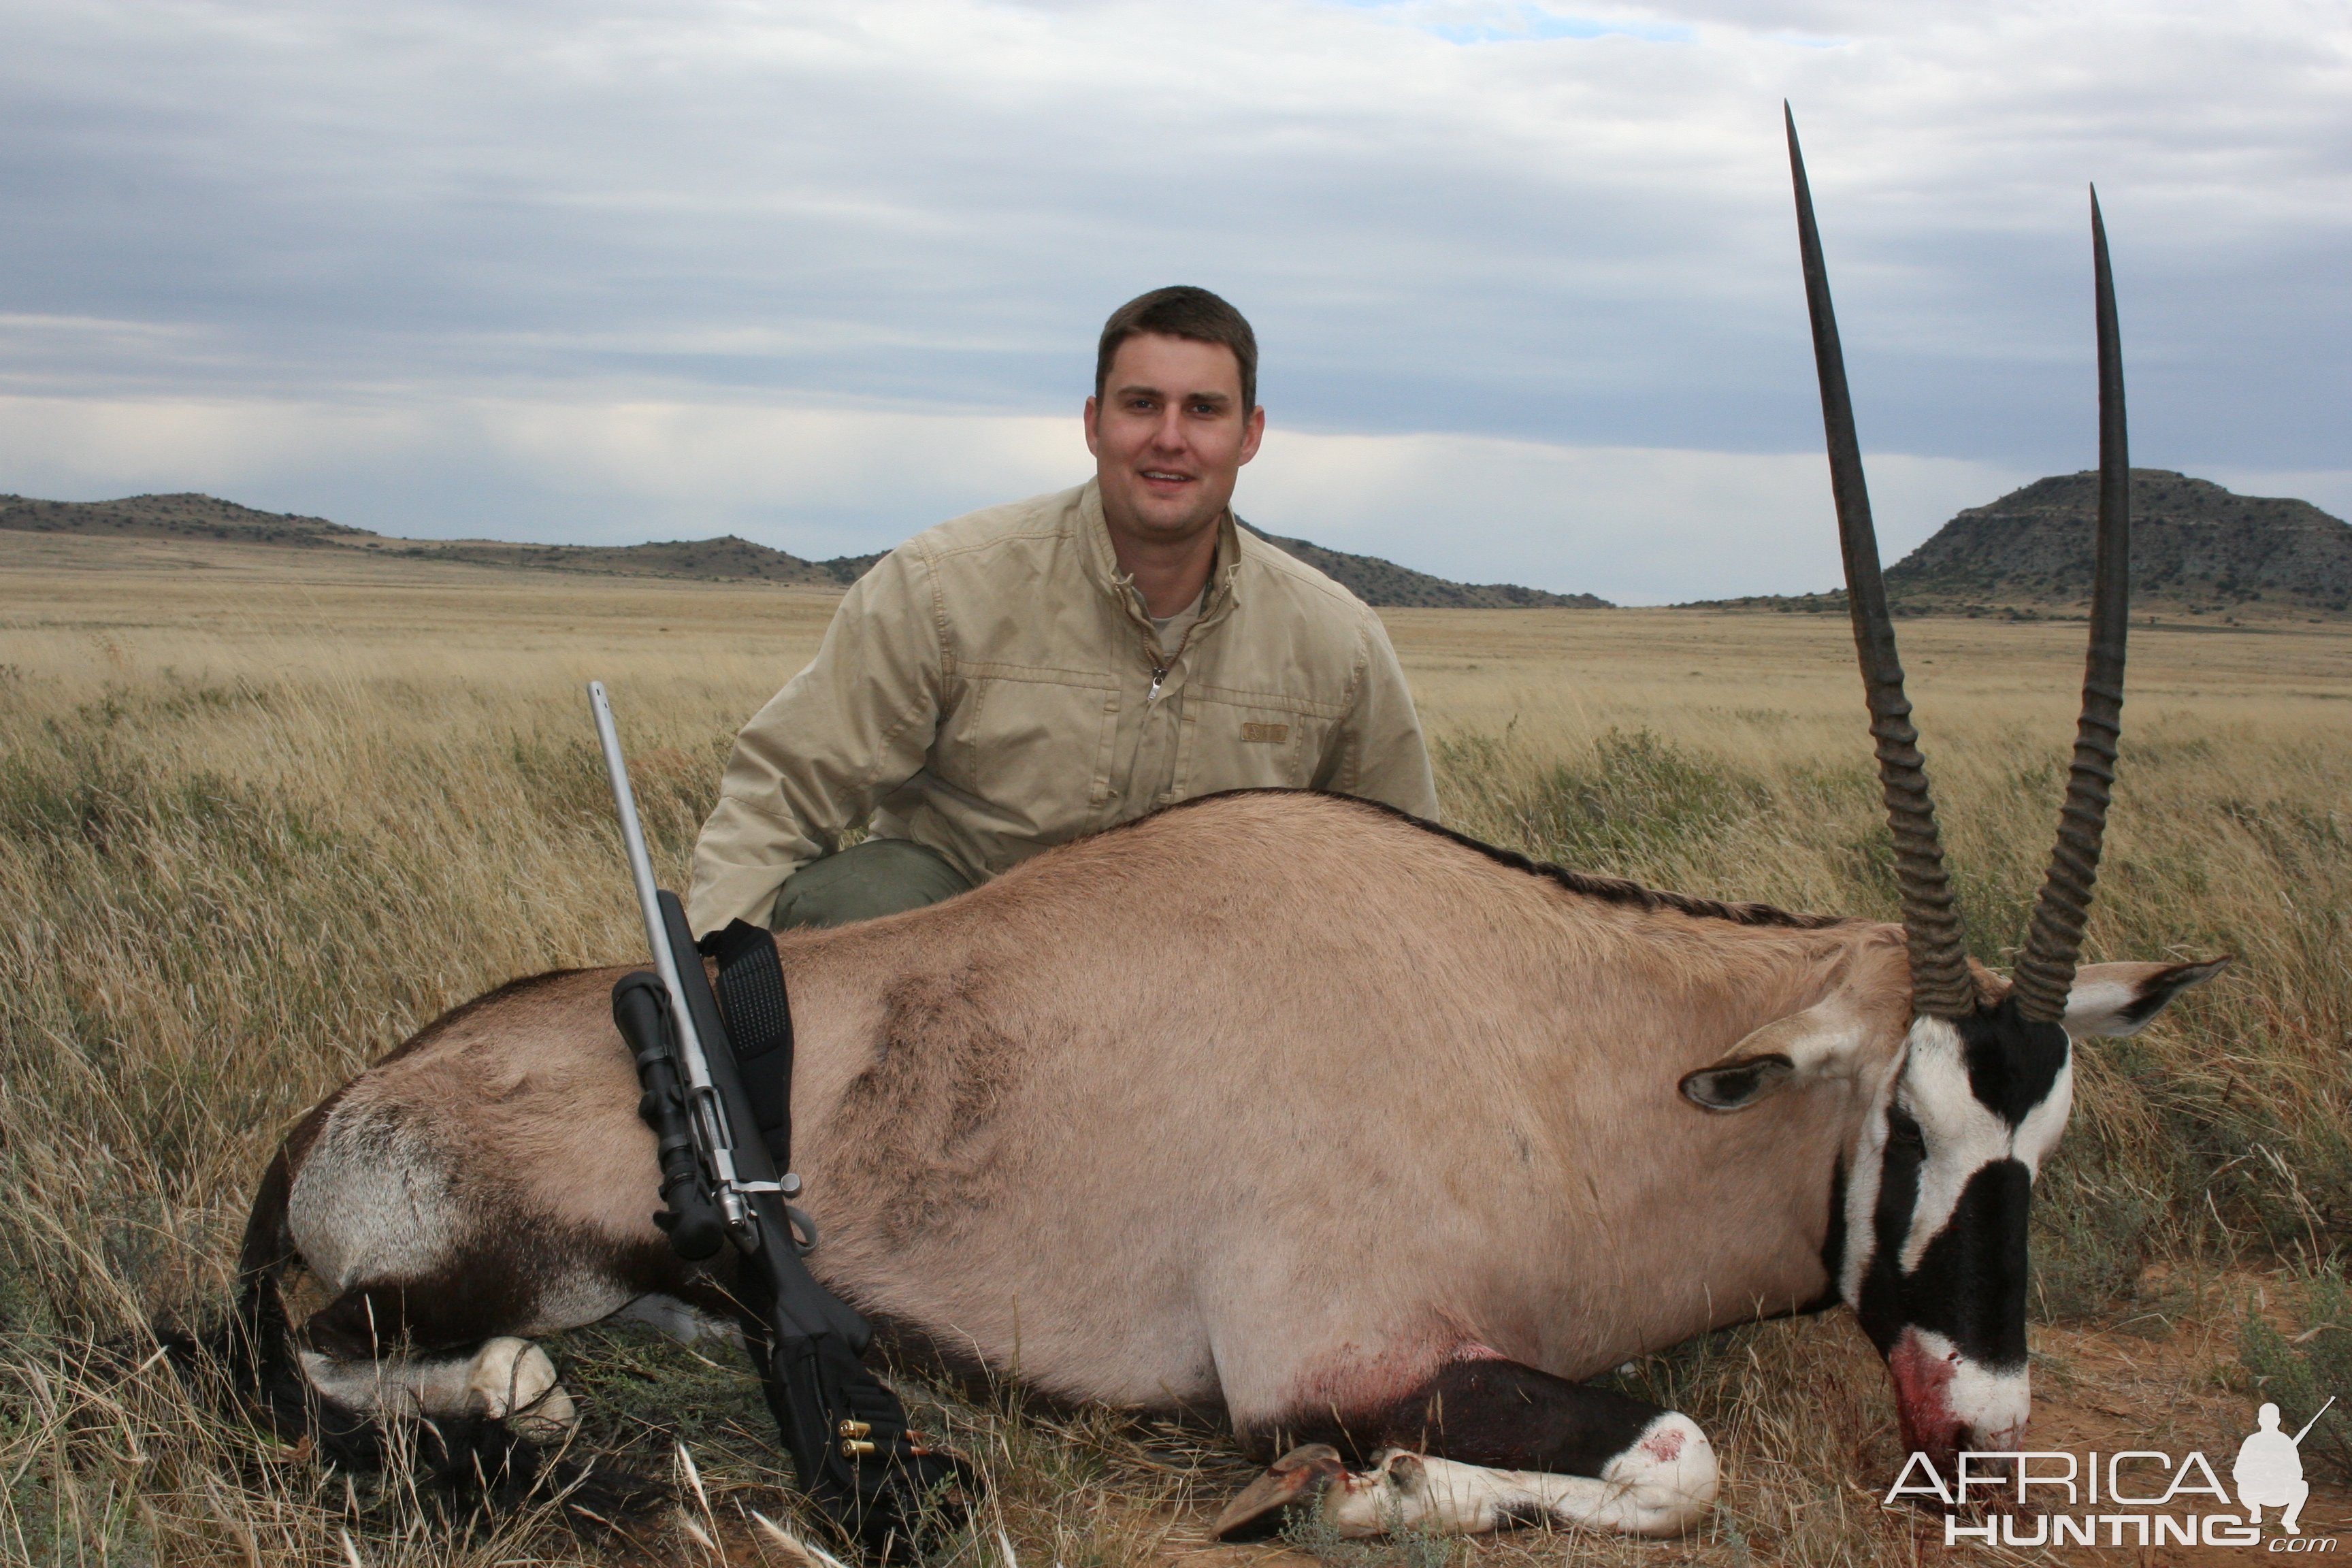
[589,681,758,1232]
[587,681,717,1097]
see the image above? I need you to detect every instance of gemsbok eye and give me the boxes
[1887,1109,1925,1151]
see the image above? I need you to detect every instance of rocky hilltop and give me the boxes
[1693,470,2352,619]
[1891,471,2351,615]
[0,491,1609,609]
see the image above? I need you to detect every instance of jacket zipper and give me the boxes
[1143,615,1191,704]
[1136,561,1224,705]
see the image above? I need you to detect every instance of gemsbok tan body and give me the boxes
[226,121,2228,1544]
[246,791,2218,1538]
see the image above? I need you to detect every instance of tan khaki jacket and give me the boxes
[686,480,1438,933]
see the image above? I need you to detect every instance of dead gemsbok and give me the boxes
[226,121,2224,1544]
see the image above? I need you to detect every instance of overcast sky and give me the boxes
[1,0,2345,602]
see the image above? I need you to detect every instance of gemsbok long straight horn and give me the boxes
[1776,116,2209,1472]
[2008,191,2130,1022]
[1788,105,2134,1022]
[1784,104,1976,1018]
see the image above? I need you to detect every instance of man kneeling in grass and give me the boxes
[687,285,1437,936]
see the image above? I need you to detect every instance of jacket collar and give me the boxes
[1077,478,1245,634]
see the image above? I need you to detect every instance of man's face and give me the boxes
[1084,332,1264,545]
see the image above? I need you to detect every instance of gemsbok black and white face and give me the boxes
[1830,956,2223,1469]
[1680,954,2223,1474]
[1846,1000,2070,1467]
[1778,109,2227,1480]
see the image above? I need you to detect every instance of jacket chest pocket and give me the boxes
[941,669,1122,834]
[1181,689,1336,794]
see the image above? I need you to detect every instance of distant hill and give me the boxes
[0,491,1609,608]
[0,492,851,585]
[1691,470,2352,619]
[382,533,845,584]
[1238,521,1610,609]
[0,491,372,546]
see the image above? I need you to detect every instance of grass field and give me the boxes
[2,528,2347,1566]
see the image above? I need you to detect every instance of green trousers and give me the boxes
[768,837,975,930]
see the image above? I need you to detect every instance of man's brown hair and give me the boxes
[1094,286,1258,413]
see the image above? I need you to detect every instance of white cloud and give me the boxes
[0,0,2344,594]
[1244,429,2022,602]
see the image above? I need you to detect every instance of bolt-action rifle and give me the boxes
[589,681,967,1551]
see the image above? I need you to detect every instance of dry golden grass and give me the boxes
[2,529,2347,1565]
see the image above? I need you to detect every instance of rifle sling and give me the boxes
[700,918,795,1169]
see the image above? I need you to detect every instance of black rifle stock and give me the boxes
[589,681,969,1552]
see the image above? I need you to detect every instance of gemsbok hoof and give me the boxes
[1310,1417,1718,1541]
[1211,1443,1348,1540]
[466,1338,577,1441]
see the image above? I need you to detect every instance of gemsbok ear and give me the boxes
[2060,957,2232,1039]
[1679,988,1875,1112]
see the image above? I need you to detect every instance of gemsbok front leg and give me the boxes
[1215,1358,1716,1541]
[295,1334,578,1441]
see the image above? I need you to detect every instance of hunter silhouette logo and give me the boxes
[2237,1397,2332,1535]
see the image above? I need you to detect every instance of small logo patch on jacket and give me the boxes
[1241,722,1289,745]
